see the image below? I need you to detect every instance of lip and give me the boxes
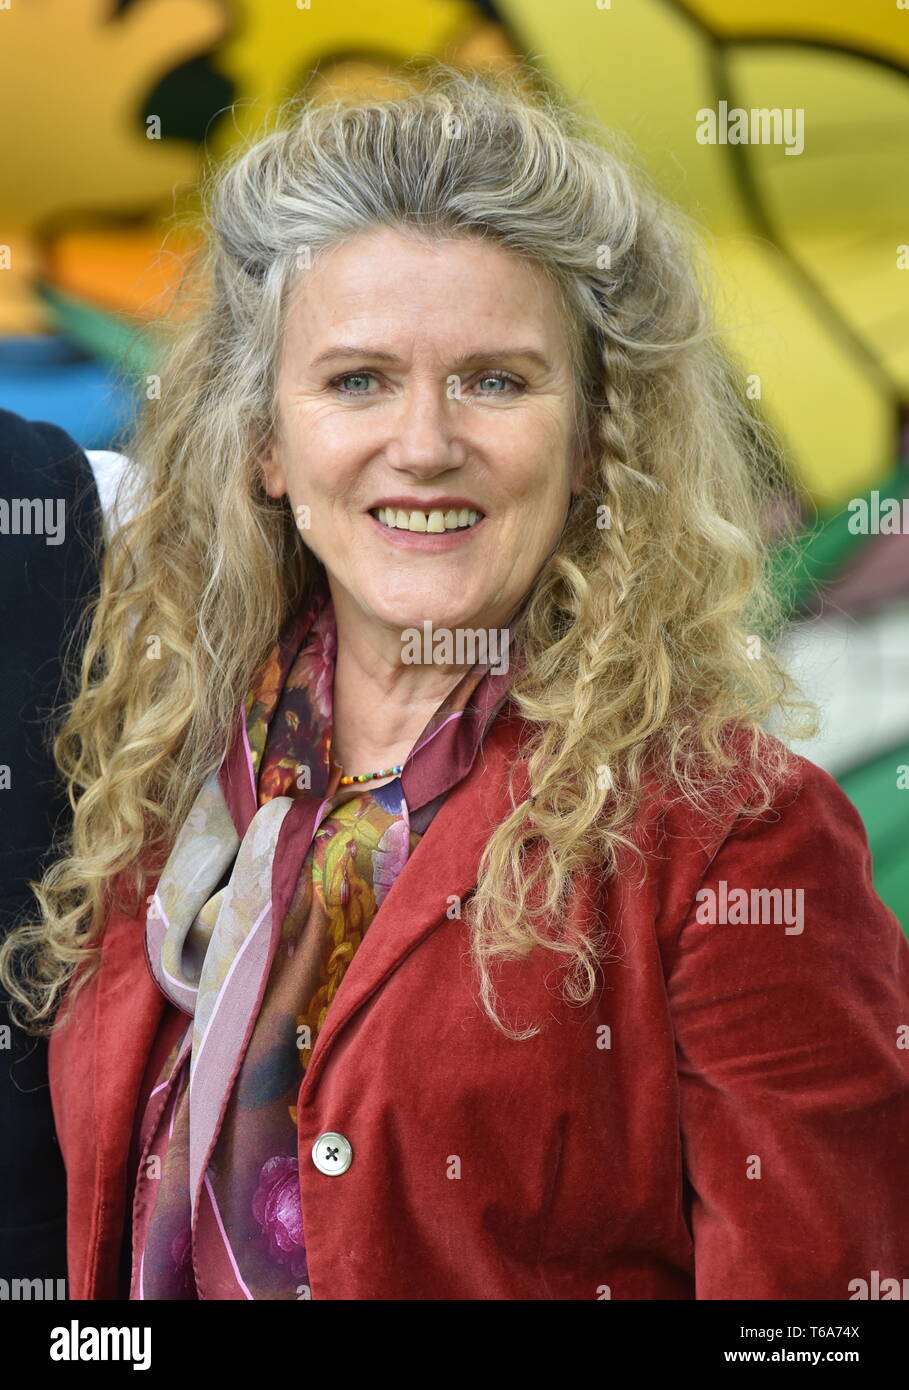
[366,509,485,550]
[367,497,485,514]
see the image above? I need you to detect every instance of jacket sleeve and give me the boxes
[666,754,909,1299]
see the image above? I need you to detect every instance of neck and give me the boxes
[322,577,526,778]
[330,630,472,776]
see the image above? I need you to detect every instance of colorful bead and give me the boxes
[339,763,404,787]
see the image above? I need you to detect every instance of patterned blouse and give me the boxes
[125,569,520,1298]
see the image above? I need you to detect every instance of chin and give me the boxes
[368,594,486,637]
[374,599,472,630]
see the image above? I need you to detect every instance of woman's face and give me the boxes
[260,226,586,642]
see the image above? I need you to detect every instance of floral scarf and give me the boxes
[129,567,523,1298]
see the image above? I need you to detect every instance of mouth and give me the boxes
[368,506,484,534]
[365,504,486,551]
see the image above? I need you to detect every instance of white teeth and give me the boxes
[374,507,481,532]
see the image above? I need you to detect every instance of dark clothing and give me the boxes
[0,408,104,1283]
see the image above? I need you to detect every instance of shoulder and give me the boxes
[0,405,86,462]
[654,724,868,862]
[654,726,907,1006]
[702,731,879,891]
[0,409,106,600]
[637,725,903,956]
[0,406,91,495]
[0,409,135,544]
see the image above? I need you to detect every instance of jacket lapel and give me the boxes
[299,708,530,1099]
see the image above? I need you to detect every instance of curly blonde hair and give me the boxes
[0,60,818,1040]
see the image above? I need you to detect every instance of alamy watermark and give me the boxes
[50,1320,151,1370]
[848,1270,908,1299]
[0,1276,66,1299]
[0,497,66,545]
[696,102,804,156]
[695,879,805,935]
[400,622,510,675]
[847,492,909,535]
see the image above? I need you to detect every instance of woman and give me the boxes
[2,65,907,1302]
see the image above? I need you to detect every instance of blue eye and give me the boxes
[330,369,524,397]
[475,372,522,394]
[333,373,375,394]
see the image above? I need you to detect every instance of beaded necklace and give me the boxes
[338,762,404,786]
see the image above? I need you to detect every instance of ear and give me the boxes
[258,440,287,500]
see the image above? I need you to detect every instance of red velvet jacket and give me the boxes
[48,714,909,1300]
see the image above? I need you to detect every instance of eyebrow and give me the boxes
[310,345,552,371]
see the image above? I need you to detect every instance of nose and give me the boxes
[383,379,467,474]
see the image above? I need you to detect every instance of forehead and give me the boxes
[280,226,573,362]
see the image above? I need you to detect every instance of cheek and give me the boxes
[498,442,572,511]
[307,424,377,497]
[502,406,571,467]
[283,400,354,454]
[279,422,353,496]
[307,398,385,445]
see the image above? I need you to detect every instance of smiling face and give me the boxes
[260,225,587,645]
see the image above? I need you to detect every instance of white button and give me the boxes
[311,1131,353,1176]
